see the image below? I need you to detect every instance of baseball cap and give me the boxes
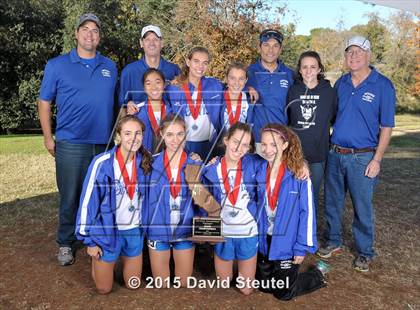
[345,36,371,51]
[259,29,284,44]
[77,13,101,29]
[141,25,162,39]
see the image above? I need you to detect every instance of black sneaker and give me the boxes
[353,255,371,272]
[317,245,342,259]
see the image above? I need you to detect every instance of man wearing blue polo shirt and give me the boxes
[119,25,180,110]
[38,13,117,266]
[317,36,395,272]
[247,29,294,144]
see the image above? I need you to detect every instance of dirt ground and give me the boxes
[1,147,419,310]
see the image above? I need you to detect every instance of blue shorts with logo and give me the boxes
[100,227,144,263]
[214,236,258,260]
[147,239,194,251]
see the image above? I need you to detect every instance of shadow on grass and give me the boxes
[0,192,58,226]
[390,131,420,148]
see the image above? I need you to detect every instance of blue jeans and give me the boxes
[309,161,326,212]
[55,141,106,247]
[324,149,377,258]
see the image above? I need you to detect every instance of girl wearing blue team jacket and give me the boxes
[255,123,326,300]
[202,122,263,295]
[127,68,172,154]
[76,115,152,294]
[146,114,202,287]
[167,47,223,161]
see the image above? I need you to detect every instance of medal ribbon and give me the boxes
[116,147,137,200]
[221,157,242,206]
[224,91,242,126]
[182,80,203,120]
[147,99,167,134]
[164,150,187,199]
[266,162,286,211]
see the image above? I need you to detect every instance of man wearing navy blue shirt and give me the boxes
[119,25,180,110]
[247,29,294,144]
[38,13,117,266]
[317,36,395,272]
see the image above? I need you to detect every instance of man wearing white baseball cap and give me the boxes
[318,35,396,272]
[118,24,180,109]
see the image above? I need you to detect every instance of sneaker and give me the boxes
[353,255,371,272]
[315,260,331,276]
[317,245,342,259]
[58,246,75,266]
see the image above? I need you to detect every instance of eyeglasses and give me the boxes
[345,49,366,57]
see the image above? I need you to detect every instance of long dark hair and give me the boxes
[142,68,165,86]
[114,115,153,175]
[295,51,325,82]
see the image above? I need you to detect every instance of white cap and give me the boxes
[141,25,162,39]
[345,36,371,51]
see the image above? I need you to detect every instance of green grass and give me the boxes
[0,134,45,155]
[0,114,418,154]
[395,113,420,131]
[391,114,420,148]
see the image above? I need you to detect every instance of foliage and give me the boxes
[0,0,64,132]
[1,1,418,132]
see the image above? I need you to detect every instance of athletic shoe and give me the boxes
[317,245,342,259]
[58,246,75,266]
[353,255,371,272]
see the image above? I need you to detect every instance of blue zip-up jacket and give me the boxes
[166,76,223,144]
[133,99,172,153]
[146,151,202,241]
[75,147,149,251]
[256,162,317,260]
[201,154,264,220]
[247,60,294,142]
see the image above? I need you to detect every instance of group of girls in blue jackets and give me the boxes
[75,46,327,299]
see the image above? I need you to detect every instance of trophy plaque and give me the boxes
[184,164,224,242]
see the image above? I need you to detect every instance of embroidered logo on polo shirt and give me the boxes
[362,92,375,103]
[279,79,289,88]
[101,69,111,78]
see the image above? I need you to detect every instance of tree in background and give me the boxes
[381,12,418,112]
[162,0,293,79]
[0,1,418,132]
[0,0,64,132]
[61,0,177,70]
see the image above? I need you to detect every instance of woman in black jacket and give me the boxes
[287,51,337,212]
